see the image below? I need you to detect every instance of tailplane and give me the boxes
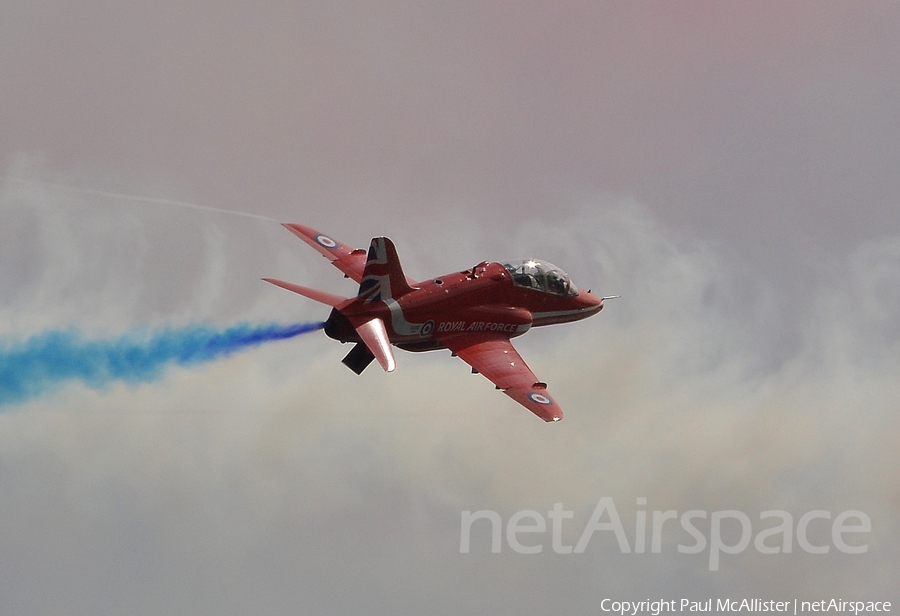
[262,278,346,307]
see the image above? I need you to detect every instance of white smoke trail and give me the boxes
[1,176,278,222]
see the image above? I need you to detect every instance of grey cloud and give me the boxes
[1,175,897,613]
[2,1,898,612]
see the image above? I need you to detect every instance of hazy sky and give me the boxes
[1,2,898,614]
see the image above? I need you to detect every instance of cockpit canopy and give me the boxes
[502,259,579,297]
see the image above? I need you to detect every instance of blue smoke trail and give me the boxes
[0,321,324,407]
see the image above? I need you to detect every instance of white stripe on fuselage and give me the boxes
[384,297,427,337]
[532,305,601,321]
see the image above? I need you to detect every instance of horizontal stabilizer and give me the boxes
[354,317,396,372]
[262,278,346,307]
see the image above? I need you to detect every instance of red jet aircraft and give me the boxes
[264,224,610,422]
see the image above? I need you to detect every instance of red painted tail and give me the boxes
[356,237,415,304]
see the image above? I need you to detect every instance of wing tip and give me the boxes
[504,388,564,422]
[537,403,564,422]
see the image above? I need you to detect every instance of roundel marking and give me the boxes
[420,320,435,337]
[315,234,338,249]
[529,392,553,405]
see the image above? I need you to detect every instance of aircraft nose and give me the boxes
[577,290,604,311]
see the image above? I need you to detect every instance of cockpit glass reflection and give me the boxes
[502,259,578,296]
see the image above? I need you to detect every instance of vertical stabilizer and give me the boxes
[356,237,414,304]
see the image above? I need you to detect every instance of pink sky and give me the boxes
[2,2,898,613]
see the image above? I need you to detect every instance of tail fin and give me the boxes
[356,237,414,304]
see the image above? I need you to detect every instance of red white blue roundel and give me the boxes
[420,320,435,337]
[529,392,553,405]
[315,234,338,249]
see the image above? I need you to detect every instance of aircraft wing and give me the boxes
[442,335,563,422]
[282,223,369,283]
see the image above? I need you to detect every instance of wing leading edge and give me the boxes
[281,224,419,288]
[282,223,369,283]
[443,335,563,422]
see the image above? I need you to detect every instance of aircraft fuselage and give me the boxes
[265,224,611,421]
[324,261,603,350]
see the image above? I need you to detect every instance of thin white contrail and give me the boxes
[1,176,279,222]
